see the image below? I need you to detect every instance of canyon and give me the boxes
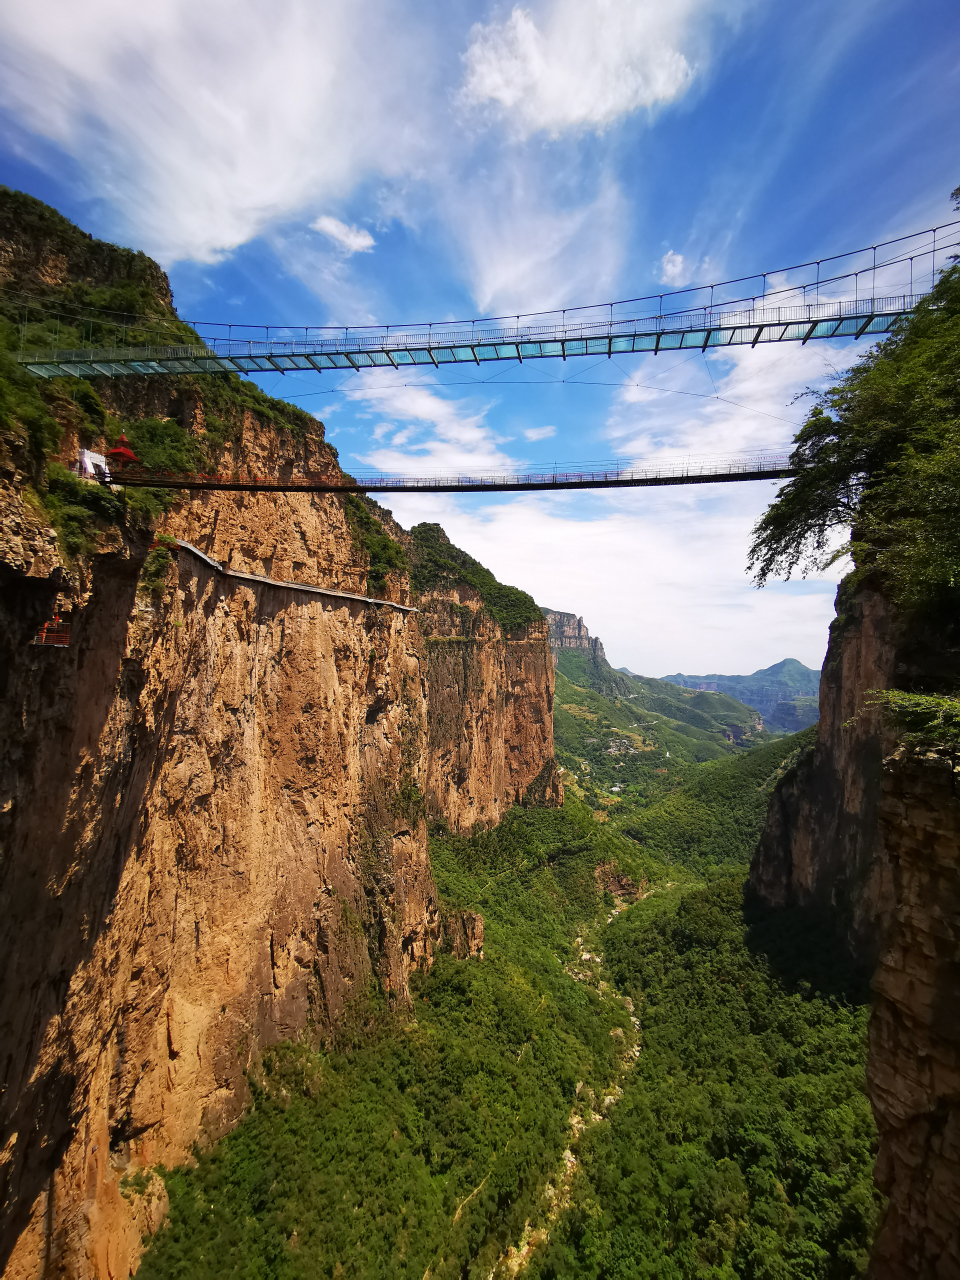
[2,190,958,1279]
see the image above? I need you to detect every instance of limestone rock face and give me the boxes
[750,585,960,1277]
[422,595,560,828]
[751,587,896,965]
[0,405,557,1278]
[868,751,960,1279]
[541,608,607,662]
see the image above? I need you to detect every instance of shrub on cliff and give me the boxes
[748,232,960,612]
[343,494,408,593]
[408,522,542,633]
[41,461,126,556]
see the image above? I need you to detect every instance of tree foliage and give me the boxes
[408,522,543,633]
[531,881,882,1280]
[342,494,408,593]
[748,259,960,611]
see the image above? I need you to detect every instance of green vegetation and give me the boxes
[531,880,881,1279]
[40,461,126,557]
[857,689,960,753]
[748,251,960,615]
[0,186,332,563]
[138,802,650,1280]
[554,649,764,753]
[196,372,327,448]
[621,729,815,877]
[139,545,174,594]
[552,655,811,874]
[0,345,63,460]
[139,761,879,1279]
[343,494,408,593]
[657,659,821,735]
[409,522,543,632]
[0,187,197,361]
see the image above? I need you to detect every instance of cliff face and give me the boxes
[421,594,561,828]
[542,608,607,662]
[0,233,559,1276]
[751,586,960,1277]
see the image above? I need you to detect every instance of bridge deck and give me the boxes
[19,293,921,380]
[106,456,798,494]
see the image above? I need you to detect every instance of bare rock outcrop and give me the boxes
[542,608,608,661]
[750,583,960,1277]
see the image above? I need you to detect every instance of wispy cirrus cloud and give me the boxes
[0,0,438,263]
[336,377,519,477]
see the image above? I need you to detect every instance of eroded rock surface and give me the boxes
[751,585,960,1277]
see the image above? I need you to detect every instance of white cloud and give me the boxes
[443,164,627,314]
[311,215,375,255]
[0,0,437,262]
[660,249,686,285]
[524,424,556,441]
[460,0,732,138]
[373,339,855,675]
[343,377,518,477]
[384,488,840,674]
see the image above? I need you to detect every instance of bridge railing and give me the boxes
[20,293,925,368]
[97,453,796,493]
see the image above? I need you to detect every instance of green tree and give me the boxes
[748,244,960,611]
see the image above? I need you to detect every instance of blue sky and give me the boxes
[2,0,958,675]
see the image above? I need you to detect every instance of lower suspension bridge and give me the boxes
[98,450,798,495]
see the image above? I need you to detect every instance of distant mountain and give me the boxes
[632,659,821,733]
[544,610,768,760]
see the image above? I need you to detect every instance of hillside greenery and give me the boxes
[408,522,543,632]
[0,187,350,560]
[619,728,815,877]
[343,494,408,593]
[552,661,812,875]
[138,777,879,1279]
[657,659,821,735]
[138,801,655,1280]
[529,879,881,1279]
[554,650,765,754]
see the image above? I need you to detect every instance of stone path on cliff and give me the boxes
[175,539,417,612]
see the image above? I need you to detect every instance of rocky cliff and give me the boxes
[542,608,607,662]
[0,199,559,1278]
[750,584,960,1277]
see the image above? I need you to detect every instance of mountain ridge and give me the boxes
[621,657,821,733]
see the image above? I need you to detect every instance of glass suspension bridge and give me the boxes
[21,220,960,494]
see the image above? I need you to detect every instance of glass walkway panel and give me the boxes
[17,292,923,380]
